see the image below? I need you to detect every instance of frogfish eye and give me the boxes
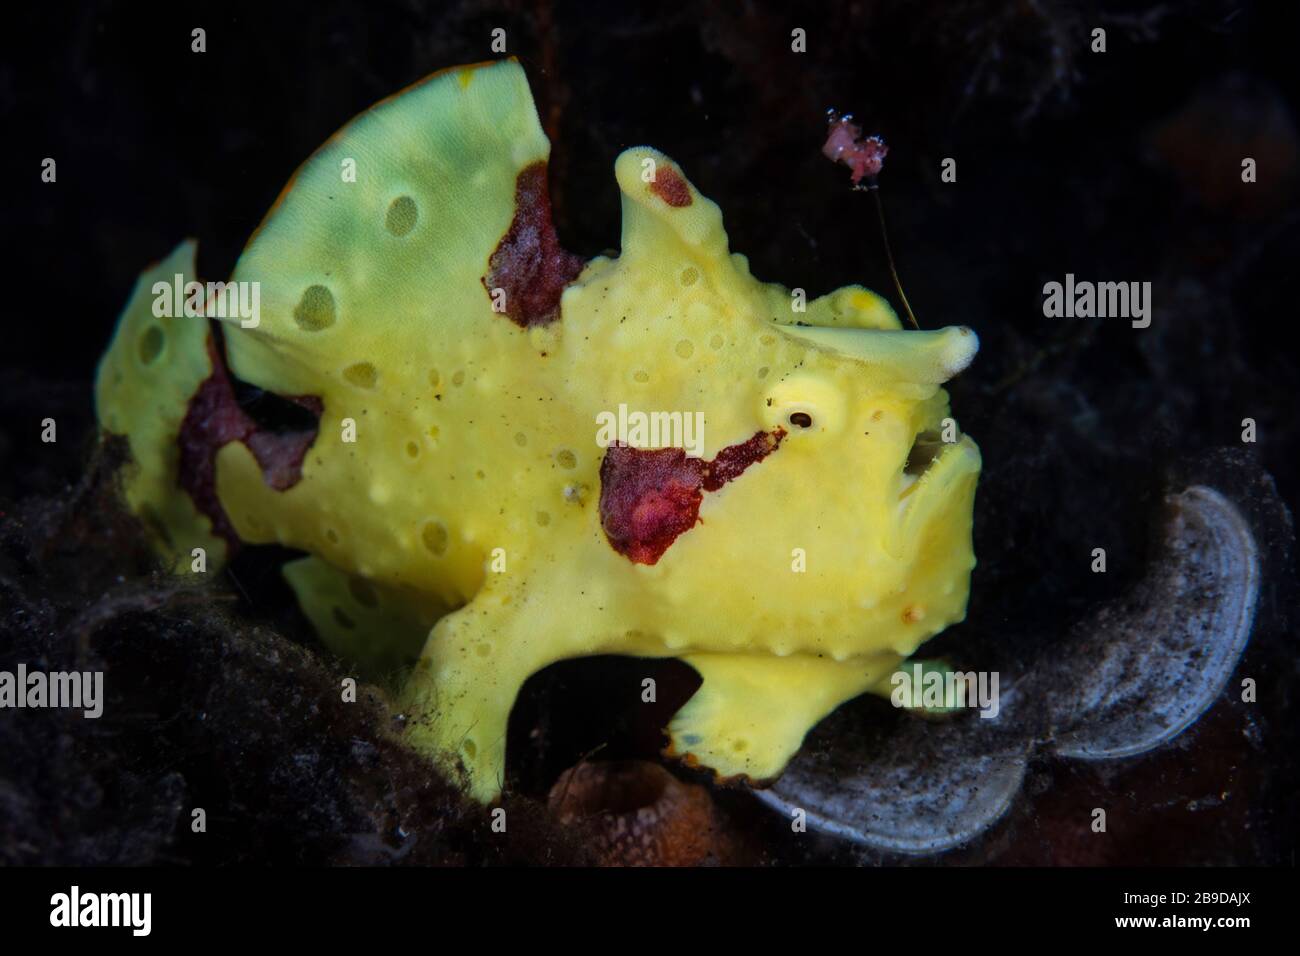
[788,411,814,429]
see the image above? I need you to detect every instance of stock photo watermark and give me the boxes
[595,403,706,457]
[890,664,1000,718]
[0,665,103,718]
[151,273,261,328]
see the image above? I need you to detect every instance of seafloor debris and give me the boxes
[548,760,742,866]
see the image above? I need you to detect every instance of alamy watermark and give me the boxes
[50,886,150,936]
[0,665,103,718]
[595,403,705,457]
[152,273,260,328]
[1042,273,1151,328]
[891,663,1000,718]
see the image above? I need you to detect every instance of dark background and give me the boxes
[0,0,1296,865]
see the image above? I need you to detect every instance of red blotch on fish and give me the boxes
[177,328,322,549]
[649,166,693,207]
[482,162,586,327]
[599,447,705,565]
[600,429,785,564]
[822,112,888,185]
[703,429,784,491]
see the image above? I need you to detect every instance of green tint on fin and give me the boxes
[283,555,448,686]
[94,239,227,572]
[222,58,554,396]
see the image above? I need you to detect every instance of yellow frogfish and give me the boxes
[95,58,980,803]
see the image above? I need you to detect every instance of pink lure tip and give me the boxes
[823,114,888,185]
